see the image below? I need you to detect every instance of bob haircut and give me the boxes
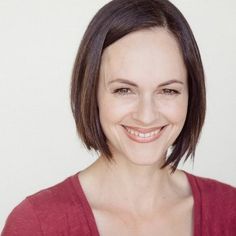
[70,0,206,173]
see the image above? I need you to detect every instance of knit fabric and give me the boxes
[2,171,236,235]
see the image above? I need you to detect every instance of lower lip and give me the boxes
[122,126,166,143]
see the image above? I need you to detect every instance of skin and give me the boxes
[79,27,192,230]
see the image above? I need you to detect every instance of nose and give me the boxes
[132,95,159,125]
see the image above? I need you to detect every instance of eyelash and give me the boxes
[161,88,180,95]
[112,88,180,96]
[113,88,132,95]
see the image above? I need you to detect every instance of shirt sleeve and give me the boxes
[1,198,43,236]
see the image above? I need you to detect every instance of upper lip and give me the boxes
[122,125,166,134]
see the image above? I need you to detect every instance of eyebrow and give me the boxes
[108,78,184,87]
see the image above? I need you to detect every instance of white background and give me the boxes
[0,0,236,231]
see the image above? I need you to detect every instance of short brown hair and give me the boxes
[70,0,206,173]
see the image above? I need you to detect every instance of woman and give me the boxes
[2,0,236,235]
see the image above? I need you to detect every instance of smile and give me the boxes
[122,125,166,143]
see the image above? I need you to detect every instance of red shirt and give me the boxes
[2,171,236,235]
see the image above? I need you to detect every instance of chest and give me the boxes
[92,204,194,236]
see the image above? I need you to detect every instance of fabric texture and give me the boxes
[1,171,236,236]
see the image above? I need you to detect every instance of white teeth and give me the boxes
[126,127,161,138]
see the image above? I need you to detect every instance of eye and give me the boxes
[161,88,180,95]
[113,88,132,96]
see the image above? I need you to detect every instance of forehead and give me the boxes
[100,27,187,84]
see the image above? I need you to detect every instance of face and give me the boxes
[97,27,188,167]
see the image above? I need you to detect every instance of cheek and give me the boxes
[98,96,132,123]
[159,97,188,124]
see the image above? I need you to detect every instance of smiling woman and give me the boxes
[71,2,204,174]
[2,0,236,235]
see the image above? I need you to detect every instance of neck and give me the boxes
[80,155,182,216]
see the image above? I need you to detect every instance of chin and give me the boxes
[107,141,169,167]
[122,149,166,167]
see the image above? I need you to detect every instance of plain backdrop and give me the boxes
[0,0,236,231]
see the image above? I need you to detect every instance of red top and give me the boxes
[2,171,236,235]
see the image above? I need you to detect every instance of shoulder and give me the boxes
[26,174,78,215]
[186,171,236,232]
[192,173,236,203]
[2,174,88,235]
[185,170,236,211]
[1,197,43,236]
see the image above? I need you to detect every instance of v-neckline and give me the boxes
[71,170,202,236]
[182,170,202,236]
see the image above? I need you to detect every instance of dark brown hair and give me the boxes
[70,0,206,173]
